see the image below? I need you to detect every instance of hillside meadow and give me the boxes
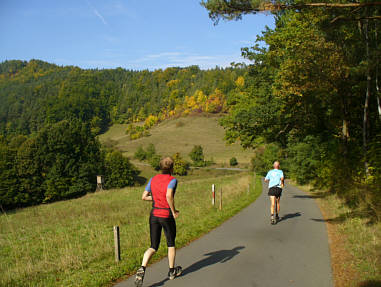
[0,169,261,287]
[99,115,254,165]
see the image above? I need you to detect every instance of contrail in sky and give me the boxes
[86,0,107,25]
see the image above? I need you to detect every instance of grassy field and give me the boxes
[296,183,381,287]
[0,170,261,287]
[98,115,254,165]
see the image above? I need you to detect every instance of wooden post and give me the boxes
[253,172,257,192]
[219,188,222,211]
[113,226,121,262]
[96,175,104,191]
[212,184,216,206]
[247,183,250,193]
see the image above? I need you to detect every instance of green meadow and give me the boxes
[0,169,261,287]
[99,116,254,165]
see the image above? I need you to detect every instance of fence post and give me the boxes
[212,184,216,206]
[114,226,121,262]
[253,172,257,193]
[219,188,222,211]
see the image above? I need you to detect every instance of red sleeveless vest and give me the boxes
[151,174,175,218]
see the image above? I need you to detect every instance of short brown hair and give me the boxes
[160,157,174,174]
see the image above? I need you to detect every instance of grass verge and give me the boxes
[0,171,261,287]
[295,182,381,287]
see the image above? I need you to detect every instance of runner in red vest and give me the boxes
[135,157,182,287]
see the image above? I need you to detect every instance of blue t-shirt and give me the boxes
[265,169,284,188]
[145,177,177,192]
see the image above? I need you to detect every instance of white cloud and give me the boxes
[131,51,249,70]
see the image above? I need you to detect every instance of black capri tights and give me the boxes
[149,214,176,250]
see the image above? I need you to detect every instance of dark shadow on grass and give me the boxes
[358,280,381,287]
[149,246,245,287]
[311,209,377,225]
[134,175,148,186]
[279,212,301,222]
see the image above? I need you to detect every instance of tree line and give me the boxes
[0,60,245,209]
[0,120,139,210]
[0,60,245,136]
[203,0,381,218]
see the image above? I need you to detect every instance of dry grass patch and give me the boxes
[98,116,253,165]
[295,183,381,287]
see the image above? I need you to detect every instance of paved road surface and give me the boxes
[115,181,332,287]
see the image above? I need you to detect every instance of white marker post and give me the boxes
[212,184,216,206]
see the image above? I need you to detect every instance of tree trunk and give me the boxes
[375,21,381,121]
[363,18,371,176]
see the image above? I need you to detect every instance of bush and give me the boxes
[286,135,322,185]
[189,145,205,166]
[149,154,162,171]
[173,152,189,176]
[134,146,146,161]
[250,143,283,175]
[145,143,156,160]
[104,150,139,189]
[229,157,238,166]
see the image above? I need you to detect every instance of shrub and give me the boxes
[173,152,189,176]
[134,146,146,161]
[104,150,139,189]
[149,154,162,171]
[145,143,156,160]
[229,157,238,166]
[250,143,283,175]
[189,145,205,166]
[144,115,159,129]
[286,135,322,185]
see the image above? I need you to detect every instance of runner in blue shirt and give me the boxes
[265,161,284,225]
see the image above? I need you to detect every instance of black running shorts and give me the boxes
[149,213,176,250]
[268,186,282,198]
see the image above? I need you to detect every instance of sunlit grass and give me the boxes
[98,115,254,165]
[0,171,261,287]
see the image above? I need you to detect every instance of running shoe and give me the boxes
[168,266,182,280]
[271,216,276,225]
[275,214,280,221]
[134,267,145,287]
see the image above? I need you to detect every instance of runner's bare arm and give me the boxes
[166,188,179,219]
[281,177,285,188]
[142,190,153,201]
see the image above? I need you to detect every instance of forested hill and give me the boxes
[0,59,245,136]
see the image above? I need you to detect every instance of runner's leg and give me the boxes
[276,197,280,215]
[270,196,276,215]
[142,248,156,267]
[161,217,177,268]
[168,247,176,268]
[142,215,162,267]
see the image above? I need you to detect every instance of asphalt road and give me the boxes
[115,181,333,287]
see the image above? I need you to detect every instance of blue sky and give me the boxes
[0,0,274,70]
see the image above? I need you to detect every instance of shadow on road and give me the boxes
[149,246,245,287]
[292,193,326,199]
[279,212,301,222]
